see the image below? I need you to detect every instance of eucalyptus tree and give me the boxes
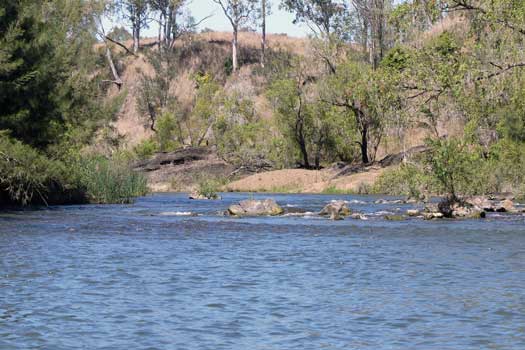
[117,0,150,53]
[280,0,347,37]
[259,0,271,67]
[212,0,258,72]
[149,0,181,49]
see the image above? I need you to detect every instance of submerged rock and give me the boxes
[228,199,284,217]
[384,214,405,221]
[319,200,352,220]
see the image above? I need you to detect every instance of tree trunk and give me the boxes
[105,45,123,89]
[158,12,163,51]
[360,124,369,164]
[260,0,266,68]
[232,27,239,72]
[133,24,140,54]
[299,136,310,168]
[361,16,368,59]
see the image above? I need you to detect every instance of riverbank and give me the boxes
[134,146,426,195]
[223,166,385,194]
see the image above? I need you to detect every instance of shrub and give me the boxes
[196,178,221,199]
[156,112,179,152]
[0,134,66,205]
[133,138,158,160]
[372,163,432,197]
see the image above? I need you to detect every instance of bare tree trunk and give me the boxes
[260,0,266,68]
[370,0,385,70]
[232,26,239,71]
[105,45,123,89]
[158,12,163,51]
[133,24,140,53]
[361,16,369,59]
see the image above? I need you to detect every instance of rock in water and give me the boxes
[319,200,352,220]
[189,192,221,200]
[436,196,486,219]
[384,215,405,221]
[496,199,516,213]
[465,196,494,212]
[227,199,284,216]
[406,209,421,217]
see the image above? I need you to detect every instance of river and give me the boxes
[1,193,525,349]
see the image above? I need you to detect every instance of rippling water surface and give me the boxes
[1,193,525,350]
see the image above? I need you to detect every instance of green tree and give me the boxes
[0,0,105,150]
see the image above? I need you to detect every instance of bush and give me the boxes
[196,178,221,199]
[156,112,179,152]
[373,163,432,197]
[133,138,158,160]
[0,134,66,205]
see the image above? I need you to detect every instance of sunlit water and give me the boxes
[1,193,525,349]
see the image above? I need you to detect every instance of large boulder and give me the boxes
[319,200,352,220]
[228,199,284,216]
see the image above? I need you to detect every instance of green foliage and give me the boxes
[373,163,432,198]
[424,138,484,197]
[196,178,221,200]
[0,0,104,150]
[133,138,158,160]
[137,50,179,131]
[73,154,148,204]
[0,133,65,205]
[190,78,221,146]
[155,112,179,152]
[213,90,280,168]
[223,56,233,76]
[381,46,411,72]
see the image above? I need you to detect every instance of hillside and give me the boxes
[107,32,309,147]
[106,27,465,193]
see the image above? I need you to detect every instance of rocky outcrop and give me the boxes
[133,147,240,192]
[228,199,284,216]
[319,200,352,220]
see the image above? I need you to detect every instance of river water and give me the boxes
[1,193,525,349]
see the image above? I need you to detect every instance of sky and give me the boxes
[142,0,311,38]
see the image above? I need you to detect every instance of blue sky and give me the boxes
[141,0,310,37]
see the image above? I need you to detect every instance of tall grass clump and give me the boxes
[75,155,148,204]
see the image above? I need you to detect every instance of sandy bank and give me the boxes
[224,166,385,194]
